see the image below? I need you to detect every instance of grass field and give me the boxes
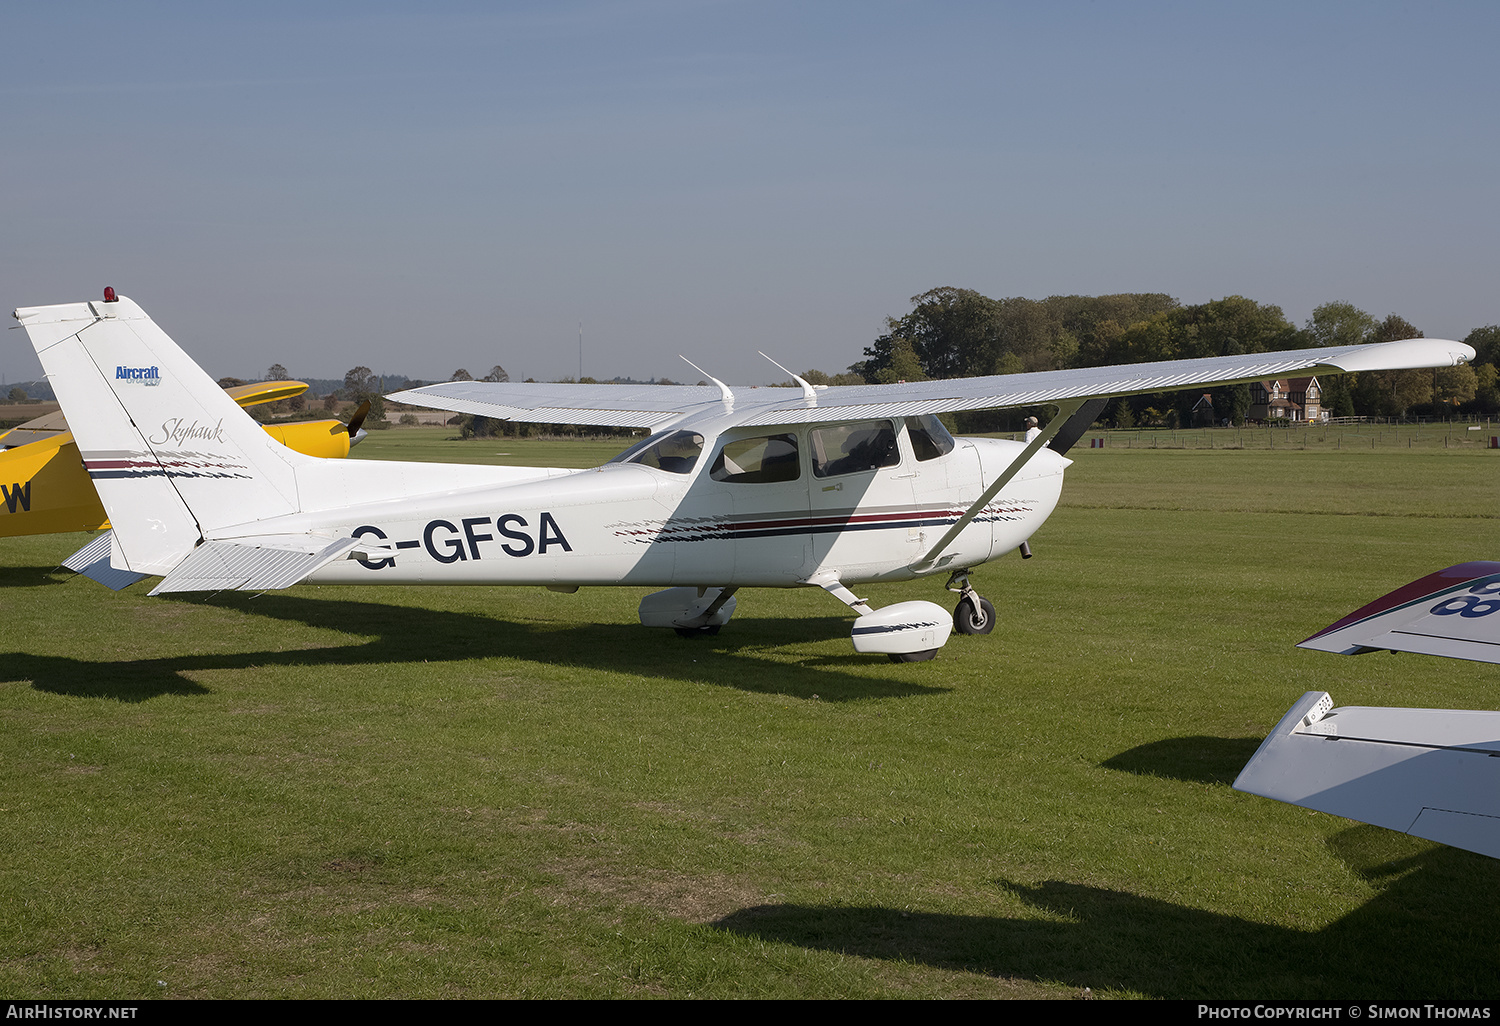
[1,431,1496,999]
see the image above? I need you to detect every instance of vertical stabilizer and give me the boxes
[16,296,307,574]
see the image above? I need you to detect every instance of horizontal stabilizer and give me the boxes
[148,536,368,595]
[1299,562,1500,663]
[1234,691,1500,860]
[61,531,148,591]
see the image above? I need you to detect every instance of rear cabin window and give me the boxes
[610,430,705,474]
[905,415,956,461]
[809,422,900,478]
[710,434,801,483]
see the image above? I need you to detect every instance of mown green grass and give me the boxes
[0,436,1496,998]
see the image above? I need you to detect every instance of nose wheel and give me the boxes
[946,571,996,635]
[953,595,995,635]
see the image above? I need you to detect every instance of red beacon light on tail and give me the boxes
[102,287,117,303]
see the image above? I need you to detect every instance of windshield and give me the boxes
[609,429,705,474]
[906,415,956,461]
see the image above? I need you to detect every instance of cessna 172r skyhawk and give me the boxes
[14,291,1475,661]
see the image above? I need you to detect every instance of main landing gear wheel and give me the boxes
[888,649,938,663]
[953,595,995,635]
[675,625,721,638]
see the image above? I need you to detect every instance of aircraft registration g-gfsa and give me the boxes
[15,292,1475,661]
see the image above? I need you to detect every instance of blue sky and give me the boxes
[3,1,1496,385]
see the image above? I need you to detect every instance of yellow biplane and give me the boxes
[0,379,367,538]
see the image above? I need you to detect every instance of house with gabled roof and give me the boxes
[1190,393,1217,427]
[1249,376,1323,423]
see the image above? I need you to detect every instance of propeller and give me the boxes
[346,400,371,447]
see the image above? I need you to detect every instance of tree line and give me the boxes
[842,287,1499,428]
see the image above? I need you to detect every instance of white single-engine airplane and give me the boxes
[14,291,1475,661]
[1235,562,1500,859]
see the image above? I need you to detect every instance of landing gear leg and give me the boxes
[946,570,995,636]
[802,572,948,661]
[674,586,737,637]
[640,586,738,636]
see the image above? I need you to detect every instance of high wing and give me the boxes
[1234,692,1500,859]
[387,338,1474,429]
[1236,564,1500,859]
[385,381,727,430]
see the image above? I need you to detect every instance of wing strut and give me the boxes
[910,398,1089,573]
[1046,396,1110,456]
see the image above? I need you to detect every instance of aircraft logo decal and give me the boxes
[148,418,228,446]
[115,365,161,385]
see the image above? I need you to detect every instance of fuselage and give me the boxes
[261,418,1070,590]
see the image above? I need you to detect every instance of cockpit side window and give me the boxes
[610,429,705,474]
[810,421,900,478]
[906,415,956,461]
[710,434,801,483]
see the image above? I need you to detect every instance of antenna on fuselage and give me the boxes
[757,351,817,404]
[679,355,734,406]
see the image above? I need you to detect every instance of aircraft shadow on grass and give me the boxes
[0,565,76,589]
[0,591,951,703]
[712,824,1500,998]
[1099,736,1265,787]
